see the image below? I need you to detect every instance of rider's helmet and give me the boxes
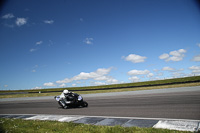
[63,89,69,94]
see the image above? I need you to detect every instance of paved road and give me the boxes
[0,86,200,120]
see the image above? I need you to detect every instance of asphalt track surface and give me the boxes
[0,86,200,120]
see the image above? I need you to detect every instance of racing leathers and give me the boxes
[59,91,73,108]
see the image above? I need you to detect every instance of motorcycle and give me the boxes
[54,92,88,109]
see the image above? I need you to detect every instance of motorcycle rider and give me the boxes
[55,89,88,109]
[59,89,73,108]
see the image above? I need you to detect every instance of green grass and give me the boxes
[1,76,200,93]
[1,83,200,99]
[0,118,190,133]
[31,76,200,92]
[0,76,200,99]
[0,82,200,99]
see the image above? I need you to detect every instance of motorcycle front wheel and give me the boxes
[82,101,88,107]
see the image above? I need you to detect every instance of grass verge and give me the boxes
[0,82,200,99]
[1,76,200,93]
[0,118,190,133]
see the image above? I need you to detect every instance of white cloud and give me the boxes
[43,82,56,87]
[72,68,112,81]
[149,77,162,81]
[36,41,43,45]
[16,18,27,26]
[159,49,186,62]
[84,38,93,45]
[72,72,92,80]
[92,78,119,85]
[189,66,200,70]
[72,84,76,87]
[179,68,184,71]
[48,40,54,46]
[128,76,140,82]
[4,85,8,87]
[159,53,169,60]
[2,13,14,19]
[32,86,42,89]
[30,48,37,52]
[127,69,150,76]
[93,81,106,86]
[162,66,175,71]
[127,69,155,82]
[56,78,72,84]
[153,69,159,72]
[123,54,147,63]
[93,76,108,81]
[189,66,200,75]
[31,65,38,72]
[56,67,118,85]
[33,65,38,68]
[172,72,186,78]
[44,20,54,24]
[162,67,186,78]
[192,55,200,62]
[106,78,118,84]
[30,41,42,52]
[147,73,154,77]
[60,83,66,87]
[157,72,163,76]
[170,50,182,57]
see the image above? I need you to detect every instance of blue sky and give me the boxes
[0,0,200,90]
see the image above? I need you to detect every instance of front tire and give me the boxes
[63,105,68,109]
[82,101,88,107]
